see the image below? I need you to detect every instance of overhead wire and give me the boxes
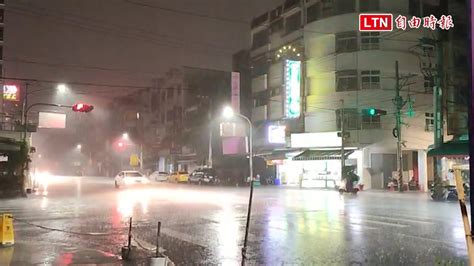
[122,0,250,25]
[5,3,237,55]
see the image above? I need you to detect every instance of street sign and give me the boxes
[337,132,350,138]
[130,154,139,166]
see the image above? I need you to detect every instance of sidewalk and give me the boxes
[0,240,125,265]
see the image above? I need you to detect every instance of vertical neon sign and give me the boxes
[285,60,301,118]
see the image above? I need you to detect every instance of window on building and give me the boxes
[161,91,166,101]
[336,70,358,91]
[361,114,381,129]
[175,107,183,121]
[360,0,379,12]
[335,0,355,15]
[336,108,360,130]
[424,76,434,93]
[306,3,320,24]
[252,29,269,49]
[361,70,381,90]
[360,32,380,50]
[284,0,299,11]
[0,27,3,41]
[321,0,334,18]
[254,91,268,107]
[425,112,434,132]
[285,12,301,34]
[161,114,165,123]
[270,19,284,34]
[166,110,174,122]
[335,31,358,53]
[167,89,174,99]
[251,56,270,77]
[177,89,182,96]
[0,9,4,23]
[270,87,282,97]
[0,45,3,61]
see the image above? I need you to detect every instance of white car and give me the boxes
[149,171,169,182]
[114,171,149,188]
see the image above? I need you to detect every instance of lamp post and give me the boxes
[120,132,142,170]
[222,106,253,264]
[21,83,69,141]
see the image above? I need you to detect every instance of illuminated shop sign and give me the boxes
[3,85,20,101]
[268,125,286,144]
[285,60,301,118]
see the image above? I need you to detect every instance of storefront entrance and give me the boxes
[276,149,357,189]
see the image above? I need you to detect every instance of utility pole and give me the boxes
[139,144,143,170]
[340,99,345,180]
[21,83,29,141]
[208,97,213,168]
[394,61,406,192]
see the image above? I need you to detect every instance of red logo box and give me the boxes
[359,13,393,32]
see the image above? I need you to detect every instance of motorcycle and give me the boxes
[338,178,359,195]
[430,182,470,202]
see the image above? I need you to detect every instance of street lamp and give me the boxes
[222,106,253,263]
[56,84,68,94]
[122,132,129,140]
[76,144,82,150]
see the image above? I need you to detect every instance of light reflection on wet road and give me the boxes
[0,175,469,265]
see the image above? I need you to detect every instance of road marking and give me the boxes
[350,218,408,228]
[358,214,436,225]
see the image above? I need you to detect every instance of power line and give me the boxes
[122,0,249,25]
[6,4,237,55]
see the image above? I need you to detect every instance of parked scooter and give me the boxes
[430,182,470,202]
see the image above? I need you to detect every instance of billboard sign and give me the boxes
[231,72,240,112]
[3,85,20,101]
[285,60,301,118]
[38,112,66,129]
[268,125,286,144]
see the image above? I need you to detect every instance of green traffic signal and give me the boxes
[368,108,376,116]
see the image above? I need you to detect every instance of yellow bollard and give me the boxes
[0,214,14,247]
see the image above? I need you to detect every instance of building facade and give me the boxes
[247,0,463,191]
[108,67,234,175]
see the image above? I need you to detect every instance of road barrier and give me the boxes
[0,214,14,247]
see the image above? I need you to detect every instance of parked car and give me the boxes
[189,168,219,185]
[114,170,149,188]
[149,171,169,182]
[168,171,189,183]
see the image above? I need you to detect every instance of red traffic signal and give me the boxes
[72,103,94,113]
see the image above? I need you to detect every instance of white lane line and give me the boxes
[399,233,464,249]
[359,214,436,225]
[350,218,408,228]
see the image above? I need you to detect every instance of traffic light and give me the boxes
[362,108,387,117]
[72,103,94,113]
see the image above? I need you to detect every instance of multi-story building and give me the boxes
[108,67,234,174]
[247,0,467,191]
[157,67,232,173]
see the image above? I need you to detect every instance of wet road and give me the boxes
[0,175,469,265]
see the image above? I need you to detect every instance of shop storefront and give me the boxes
[427,139,469,187]
[276,149,360,188]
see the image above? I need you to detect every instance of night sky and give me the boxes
[5,0,282,91]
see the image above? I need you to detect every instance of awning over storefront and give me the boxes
[257,149,301,161]
[427,140,469,158]
[292,149,354,161]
